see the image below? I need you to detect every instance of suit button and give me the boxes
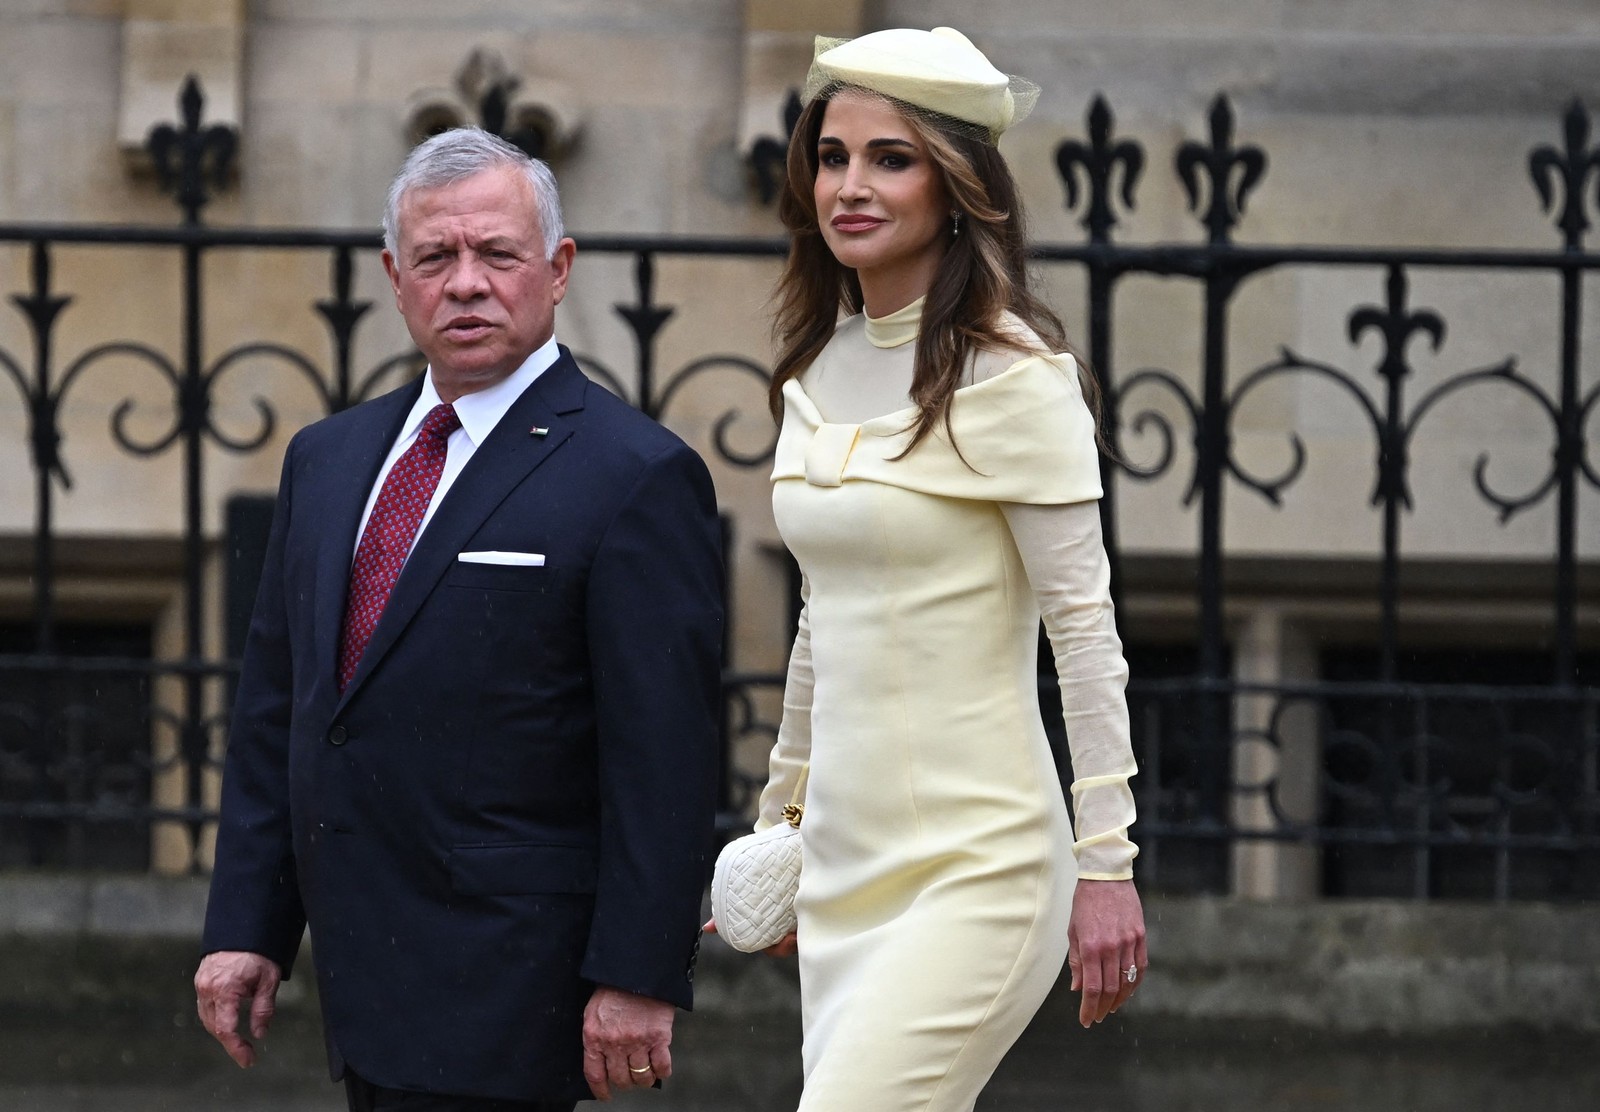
[328,726,348,746]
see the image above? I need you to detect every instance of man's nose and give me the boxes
[443,254,490,299]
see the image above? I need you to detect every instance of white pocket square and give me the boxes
[458,551,545,567]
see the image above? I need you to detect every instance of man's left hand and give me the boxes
[582,984,675,1101]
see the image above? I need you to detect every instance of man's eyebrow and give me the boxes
[408,235,523,257]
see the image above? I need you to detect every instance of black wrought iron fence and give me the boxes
[1,86,1596,898]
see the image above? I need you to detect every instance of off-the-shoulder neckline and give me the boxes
[782,352,1066,434]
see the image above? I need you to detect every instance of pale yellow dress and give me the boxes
[758,300,1139,1112]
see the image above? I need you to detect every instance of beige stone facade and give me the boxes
[1,1,1596,893]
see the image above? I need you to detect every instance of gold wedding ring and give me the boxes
[630,1064,652,1074]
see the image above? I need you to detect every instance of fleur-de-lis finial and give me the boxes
[1055,95,1144,244]
[1528,99,1600,250]
[1176,95,1267,245]
[461,50,548,160]
[615,253,676,416]
[11,243,73,490]
[480,82,547,160]
[146,75,238,226]
[314,248,374,412]
[405,49,574,161]
[748,90,804,205]
[1348,267,1444,511]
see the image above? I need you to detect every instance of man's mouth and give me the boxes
[445,317,494,338]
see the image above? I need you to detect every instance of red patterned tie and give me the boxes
[337,403,461,691]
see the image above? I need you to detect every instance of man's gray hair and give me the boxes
[382,127,565,259]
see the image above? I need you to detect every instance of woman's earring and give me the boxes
[951,210,963,238]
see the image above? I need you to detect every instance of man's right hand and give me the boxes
[195,950,282,1068]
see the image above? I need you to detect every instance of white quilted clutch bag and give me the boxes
[711,766,808,953]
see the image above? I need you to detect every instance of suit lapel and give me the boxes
[312,379,423,691]
[334,351,590,711]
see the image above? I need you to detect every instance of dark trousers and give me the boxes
[343,1070,577,1112]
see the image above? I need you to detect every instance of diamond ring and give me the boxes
[1124,964,1139,984]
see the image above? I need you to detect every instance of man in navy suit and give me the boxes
[195,127,723,1111]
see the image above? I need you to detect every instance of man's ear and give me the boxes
[382,249,402,303]
[550,238,577,306]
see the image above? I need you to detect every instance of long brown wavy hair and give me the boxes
[768,86,1098,455]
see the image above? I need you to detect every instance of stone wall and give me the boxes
[3,874,1595,1034]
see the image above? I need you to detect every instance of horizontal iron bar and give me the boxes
[1133,819,1600,852]
[4,803,1591,853]
[0,659,1591,703]
[1028,242,1600,270]
[0,802,217,823]
[0,654,237,678]
[0,224,794,255]
[0,658,790,688]
[6,225,1600,272]
[1055,675,1600,702]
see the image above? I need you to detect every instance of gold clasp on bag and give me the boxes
[781,764,810,828]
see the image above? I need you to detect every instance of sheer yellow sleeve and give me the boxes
[1002,500,1139,880]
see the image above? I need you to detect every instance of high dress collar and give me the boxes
[863,296,924,349]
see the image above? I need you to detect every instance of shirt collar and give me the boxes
[410,335,562,446]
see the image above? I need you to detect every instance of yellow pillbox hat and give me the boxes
[803,27,1038,141]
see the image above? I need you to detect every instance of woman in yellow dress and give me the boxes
[748,27,1147,1111]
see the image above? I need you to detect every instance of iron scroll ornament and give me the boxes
[1109,284,1567,526]
[573,350,779,470]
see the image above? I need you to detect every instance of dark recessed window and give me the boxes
[0,623,154,870]
[1320,647,1599,901]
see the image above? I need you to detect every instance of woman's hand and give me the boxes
[1066,878,1146,1028]
[703,918,798,957]
[762,931,798,957]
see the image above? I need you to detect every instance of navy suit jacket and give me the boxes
[202,350,723,1103]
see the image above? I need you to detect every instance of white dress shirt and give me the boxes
[352,336,562,559]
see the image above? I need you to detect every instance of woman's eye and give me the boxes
[819,150,846,167]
